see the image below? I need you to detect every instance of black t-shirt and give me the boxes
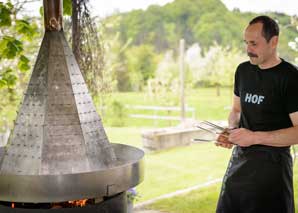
[234,59,298,132]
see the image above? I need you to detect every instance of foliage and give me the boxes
[288,17,298,64]
[66,1,118,120]
[63,0,72,16]
[105,100,127,127]
[99,15,134,92]
[0,1,38,89]
[147,50,180,106]
[125,44,158,91]
[0,1,41,131]
[127,188,140,202]
[70,1,107,97]
[192,44,246,89]
[98,0,298,94]
[105,0,297,62]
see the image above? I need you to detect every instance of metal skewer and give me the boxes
[193,120,235,144]
[194,124,228,138]
[191,138,213,142]
[202,120,225,131]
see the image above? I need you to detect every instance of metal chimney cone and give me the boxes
[0,31,116,175]
[0,0,144,203]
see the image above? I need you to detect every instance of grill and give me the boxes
[0,0,144,212]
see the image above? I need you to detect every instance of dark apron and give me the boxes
[216,145,294,213]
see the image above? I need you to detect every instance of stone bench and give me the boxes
[141,121,227,152]
[141,127,211,152]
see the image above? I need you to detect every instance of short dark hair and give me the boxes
[249,15,279,42]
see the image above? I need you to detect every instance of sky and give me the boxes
[17,0,298,18]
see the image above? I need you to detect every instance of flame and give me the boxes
[68,199,88,207]
[9,199,91,209]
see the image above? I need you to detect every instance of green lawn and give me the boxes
[105,127,232,203]
[101,87,233,127]
[147,160,298,213]
[106,127,298,212]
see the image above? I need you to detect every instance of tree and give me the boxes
[288,16,298,63]
[0,1,40,132]
[67,0,116,119]
[125,45,158,91]
[188,43,246,96]
[0,1,38,89]
[147,50,180,106]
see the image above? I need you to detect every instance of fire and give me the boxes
[68,199,88,207]
[7,199,94,209]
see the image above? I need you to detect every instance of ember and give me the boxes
[68,199,88,207]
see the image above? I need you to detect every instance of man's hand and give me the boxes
[215,128,234,149]
[228,128,256,147]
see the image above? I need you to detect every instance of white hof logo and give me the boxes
[244,93,265,104]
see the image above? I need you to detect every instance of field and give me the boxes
[102,88,298,212]
[105,127,298,212]
[101,87,233,127]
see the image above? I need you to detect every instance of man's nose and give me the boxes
[246,44,252,53]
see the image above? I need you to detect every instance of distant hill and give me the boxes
[104,0,297,61]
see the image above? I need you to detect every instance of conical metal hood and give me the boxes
[0,31,116,175]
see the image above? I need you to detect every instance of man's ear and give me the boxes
[270,35,279,48]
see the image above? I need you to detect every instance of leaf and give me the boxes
[2,69,17,88]
[0,36,23,59]
[0,2,12,27]
[17,55,30,72]
[6,74,17,87]
[16,20,36,39]
[0,79,6,88]
[39,6,44,17]
[63,0,72,16]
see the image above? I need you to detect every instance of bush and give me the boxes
[106,100,127,127]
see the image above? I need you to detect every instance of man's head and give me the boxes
[244,16,279,66]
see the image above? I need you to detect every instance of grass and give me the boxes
[147,183,221,213]
[105,127,298,212]
[105,127,232,203]
[147,160,298,213]
[101,87,233,127]
[135,143,231,202]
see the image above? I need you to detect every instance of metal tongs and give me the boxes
[192,120,231,143]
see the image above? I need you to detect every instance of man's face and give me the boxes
[243,23,276,66]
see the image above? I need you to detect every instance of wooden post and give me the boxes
[43,0,63,31]
[179,39,185,122]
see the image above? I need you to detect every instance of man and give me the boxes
[216,15,298,213]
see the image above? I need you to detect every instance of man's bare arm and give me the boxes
[254,111,298,146]
[228,95,241,129]
[216,95,241,148]
[229,111,298,147]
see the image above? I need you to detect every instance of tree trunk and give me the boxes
[72,0,80,62]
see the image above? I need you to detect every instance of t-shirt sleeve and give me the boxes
[233,66,240,97]
[285,70,298,114]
